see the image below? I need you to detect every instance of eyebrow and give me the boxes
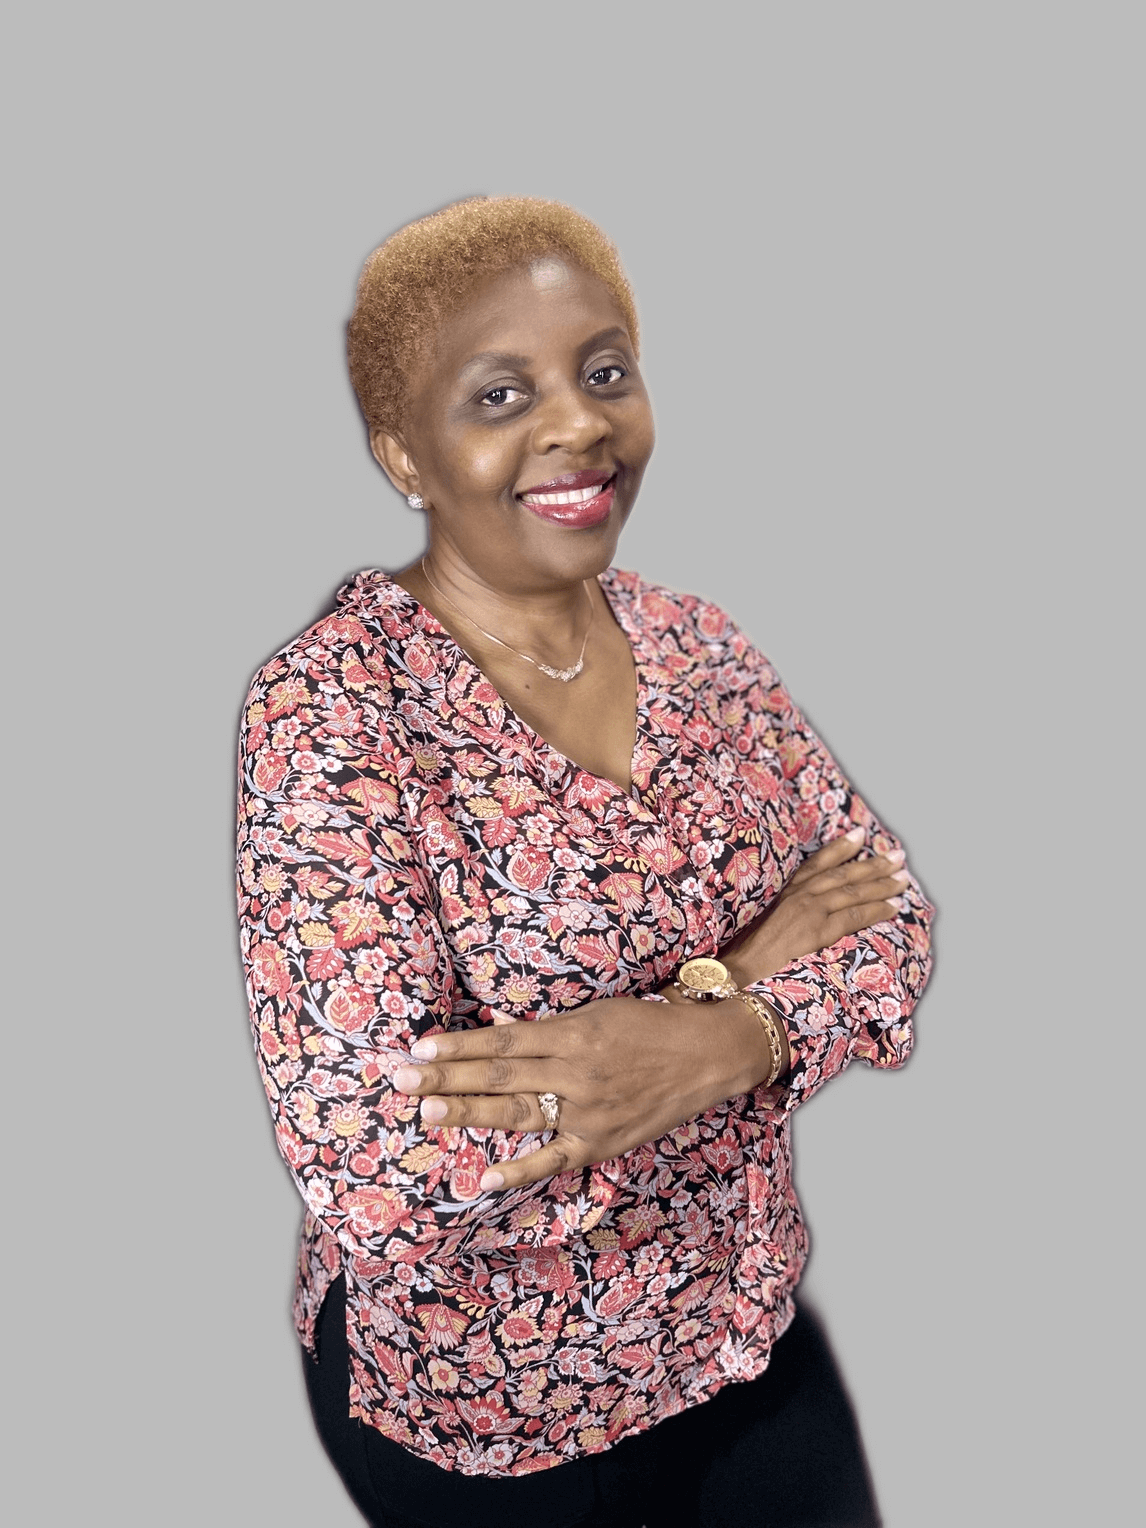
[581,326,630,352]
[457,350,530,383]
[456,327,632,385]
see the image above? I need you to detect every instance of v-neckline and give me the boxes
[376,568,656,814]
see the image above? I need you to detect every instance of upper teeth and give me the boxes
[521,483,605,506]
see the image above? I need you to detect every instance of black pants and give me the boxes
[304,1276,880,1528]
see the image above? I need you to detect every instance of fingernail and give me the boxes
[393,1066,422,1092]
[845,827,865,843]
[421,1098,447,1122]
[480,1171,504,1191]
[883,848,906,866]
[892,869,910,884]
[410,1039,437,1060]
[890,896,906,912]
[490,1009,514,1025]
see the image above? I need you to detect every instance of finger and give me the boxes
[801,850,906,897]
[393,1056,564,1098]
[819,872,909,914]
[410,1018,553,1063]
[786,828,865,885]
[480,1134,585,1192]
[418,1091,547,1131]
[826,898,902,940]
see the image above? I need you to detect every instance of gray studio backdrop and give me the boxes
[6,5,1139,1525]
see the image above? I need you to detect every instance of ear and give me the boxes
[370,427,422,501]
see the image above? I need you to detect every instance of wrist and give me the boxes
[655,981,692,1006]
[726,994,784,1093]
[661,957,789,1096]
[734,991,788,1087]
[720,951,755,991]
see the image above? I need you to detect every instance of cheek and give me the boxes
[621,400,656,469]
[439,430,517,498]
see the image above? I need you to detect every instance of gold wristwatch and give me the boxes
[674,956,739,1002]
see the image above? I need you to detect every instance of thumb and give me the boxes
[491,1008,515,1025]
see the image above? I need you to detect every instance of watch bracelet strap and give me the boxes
[735,990,785,1088]
[673,975,738,1001]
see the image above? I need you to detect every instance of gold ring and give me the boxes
[537,1091,560,1131]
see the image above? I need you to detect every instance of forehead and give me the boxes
[429,260,630,373]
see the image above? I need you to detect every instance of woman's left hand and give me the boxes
[390,995,770,1193]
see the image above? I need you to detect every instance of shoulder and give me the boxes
[240,569,422,760]
[242,570,415,714]
[604,567,770,672]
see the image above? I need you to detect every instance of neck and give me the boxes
[415,543,596,655]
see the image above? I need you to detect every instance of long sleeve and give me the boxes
[723,628,934,1113]
[236,641,602,1265]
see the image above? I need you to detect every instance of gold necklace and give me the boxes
[420,557,595,682]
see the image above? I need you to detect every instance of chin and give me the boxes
[516,488,636,582]
[529,517,626,586]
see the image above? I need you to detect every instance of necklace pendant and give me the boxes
[538,658,584,683]
[420,558,594,684]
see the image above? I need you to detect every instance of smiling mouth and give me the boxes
[517,474,617,528]
[519,470,615,507]
[520,481,610,508]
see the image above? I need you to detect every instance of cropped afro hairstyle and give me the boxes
[347,196,639,438]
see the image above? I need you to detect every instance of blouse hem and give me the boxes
[346,1294,798,1478]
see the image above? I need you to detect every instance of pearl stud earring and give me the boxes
[406,492,424,510]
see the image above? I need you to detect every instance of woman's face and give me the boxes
[373,258,655,592]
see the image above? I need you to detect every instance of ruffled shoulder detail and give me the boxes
[336,567,405,613]
[604,567,741,652]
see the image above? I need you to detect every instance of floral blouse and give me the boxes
[236,567,933,1477]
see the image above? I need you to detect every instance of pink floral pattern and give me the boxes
[236,568,933,1476]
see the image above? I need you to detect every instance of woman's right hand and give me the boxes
[722,828,910,986]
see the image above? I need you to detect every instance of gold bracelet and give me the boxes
[736,991,785,1088]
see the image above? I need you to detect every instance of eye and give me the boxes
[478,385,526,408]
[587,365,626,387]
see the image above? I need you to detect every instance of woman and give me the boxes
[237,197,933,1527]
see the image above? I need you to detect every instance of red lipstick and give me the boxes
[518,470,616,528]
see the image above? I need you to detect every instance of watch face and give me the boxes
[679,957,731,994]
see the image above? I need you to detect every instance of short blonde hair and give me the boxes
[347,196,639,436]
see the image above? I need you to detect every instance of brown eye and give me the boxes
[587,366,625,386]
[479,386,525,408]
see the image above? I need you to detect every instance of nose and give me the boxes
[528,380,612,457]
